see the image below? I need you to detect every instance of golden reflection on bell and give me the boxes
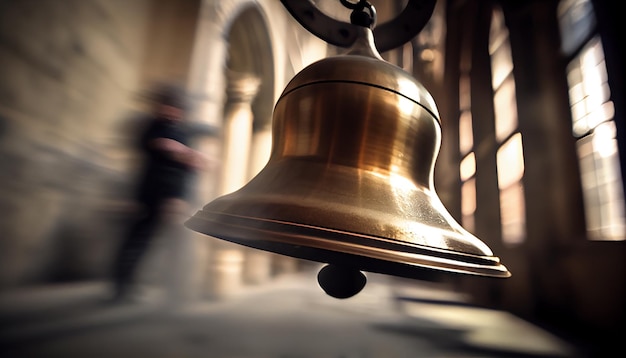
[185,26,510,298]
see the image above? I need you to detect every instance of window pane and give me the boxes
[494,75,518,142]
[564,32,625,240]
[489,6,507,54]
[500,182,526,245]
[558,0,596,56]
[459,111,473,154]
[459,74,471,110]
[497,133,525,189]
[566,36,613,137]
[462,178,476,233]
[577,121,626,240]
[462,178,477,216]
[491,5,525,245]
[490,43,513,90]
[460,152,476,181]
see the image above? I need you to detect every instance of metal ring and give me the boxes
[339,0,361,10]
[280,0,436,53]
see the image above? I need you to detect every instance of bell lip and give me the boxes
[185,210,511,280]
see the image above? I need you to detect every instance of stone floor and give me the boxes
[0,269,583,358]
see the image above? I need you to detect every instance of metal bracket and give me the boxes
[280,0,436,53]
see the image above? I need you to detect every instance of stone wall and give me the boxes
[0,0,199,287]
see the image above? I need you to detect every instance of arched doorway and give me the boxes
[207,4,279,299]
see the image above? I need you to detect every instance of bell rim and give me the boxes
[185,210,511,280]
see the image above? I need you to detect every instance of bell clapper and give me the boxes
[317,264,367,299]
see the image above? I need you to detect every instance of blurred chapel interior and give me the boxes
[0,0,624,354]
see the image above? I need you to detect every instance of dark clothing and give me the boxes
[113,205,161,297]
[136,117,194,204]
[112,116,194,299]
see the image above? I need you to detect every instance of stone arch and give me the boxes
[225,4,275,131]
[186,0,277,198]
[197,0,274,130]
[216,2,281,289]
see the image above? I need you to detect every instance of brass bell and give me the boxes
[186,25,510,298]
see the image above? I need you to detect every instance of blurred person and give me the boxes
[110,84,206,303]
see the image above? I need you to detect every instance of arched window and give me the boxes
[558,0,625,240]
[490,6,526,245]
[458,5,526,244]
[459,73,476,233]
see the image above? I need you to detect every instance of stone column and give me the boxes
[159,1,232,304]
[187,0,230,204]
[242,123,274,284]
[181,0,232,302]
[207,71,261,299]
[219,71,261,195]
